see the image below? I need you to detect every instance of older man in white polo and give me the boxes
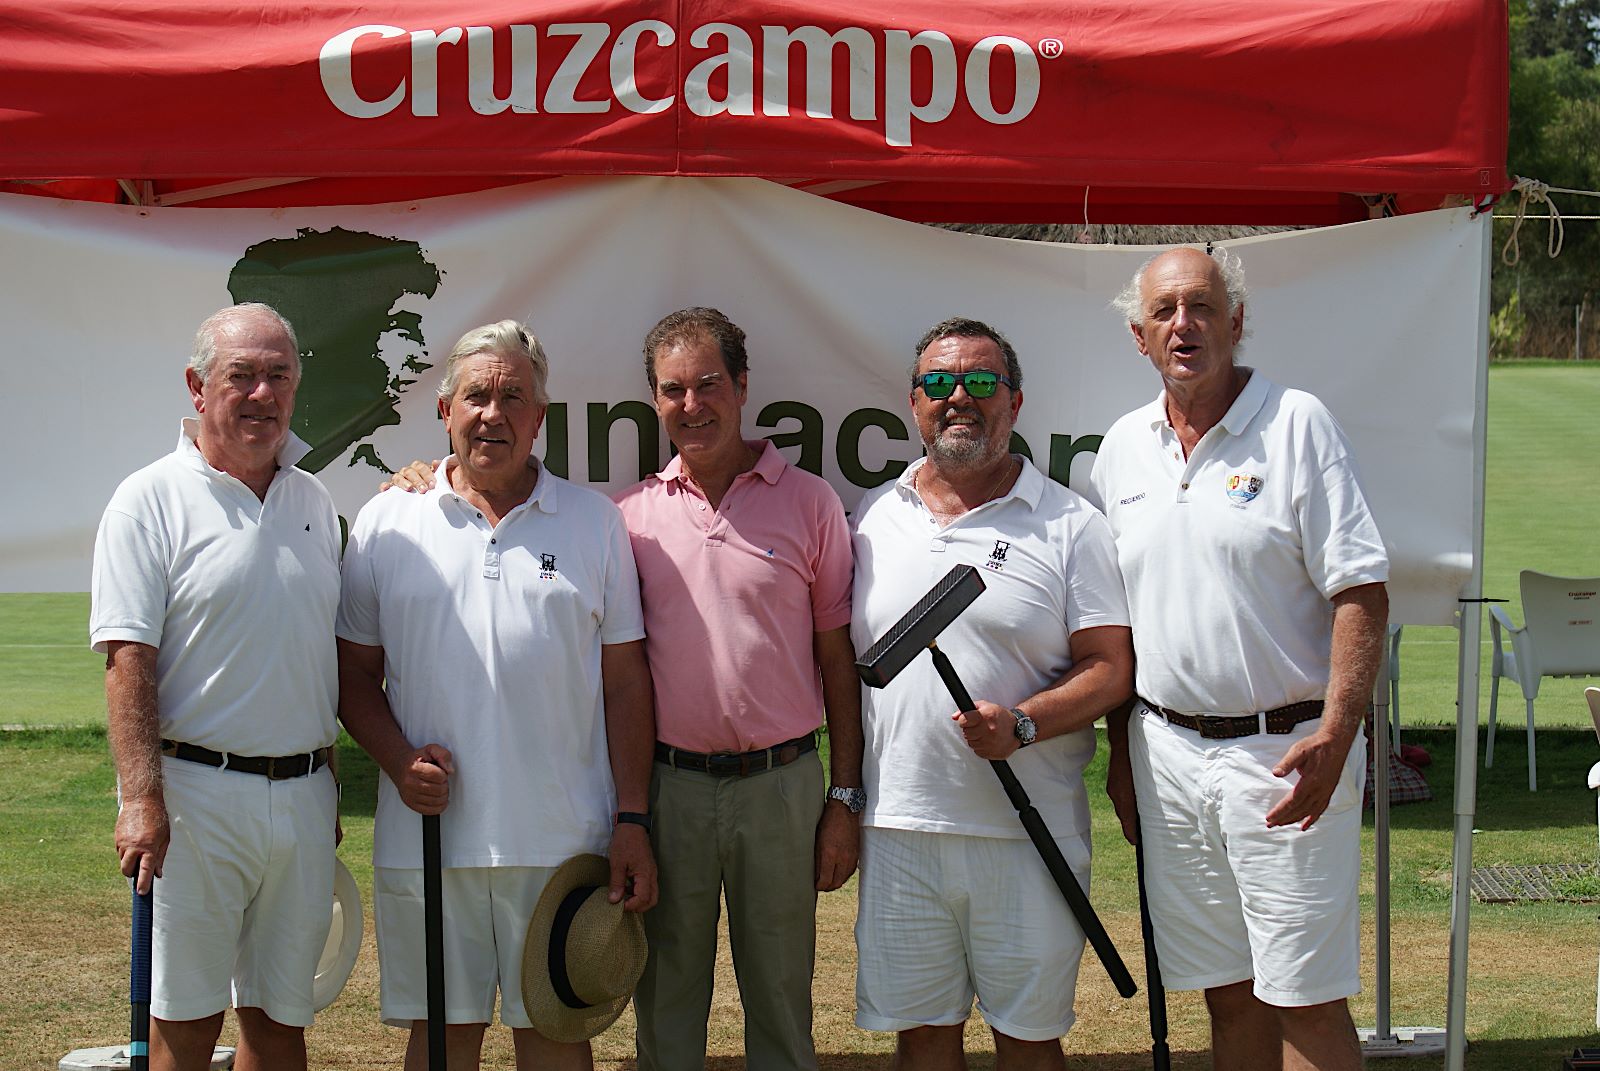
[336,320,657,1071]
[1092,248,1389,1071]
[91,303,341,1071]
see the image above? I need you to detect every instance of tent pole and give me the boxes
[1444,210,1494,1071]
[1373,646,1393,1038]
[1359,638,1446,1058]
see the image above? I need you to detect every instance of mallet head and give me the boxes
[856,564,985,688]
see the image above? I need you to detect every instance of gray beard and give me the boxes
[926,426,999,467]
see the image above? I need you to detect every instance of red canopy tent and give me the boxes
[0,0,1508,220]
[0,4,1510,1069]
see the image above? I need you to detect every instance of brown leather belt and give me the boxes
[162,739,331,780]
[1139,699,1325,740]
[654,732,816,777]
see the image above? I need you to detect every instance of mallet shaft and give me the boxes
[928,644,1137,999]
[1136,836,1171,1070]
[423,813,446,1071]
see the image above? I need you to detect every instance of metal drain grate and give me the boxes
[1470,864,1600,903]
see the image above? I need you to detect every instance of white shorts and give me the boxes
[854,826,1090,1042]
[1130,703,1366,1007]
[145,756,337,1027]
[373,865,559,1029]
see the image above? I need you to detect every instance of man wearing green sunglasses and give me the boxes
[850,318,1135,1070]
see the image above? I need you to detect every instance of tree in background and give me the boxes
[1497,0,1600,356]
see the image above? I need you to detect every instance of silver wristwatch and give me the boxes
[827,785,867,814]
[1010,707,1037,747]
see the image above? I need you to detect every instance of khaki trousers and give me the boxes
[635,750,824,1071]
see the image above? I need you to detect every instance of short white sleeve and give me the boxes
[598,506,645,646]
[335,502,383,647]
[1064,510,1130,633]
[90,504,168,652]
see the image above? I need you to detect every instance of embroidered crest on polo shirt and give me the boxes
[1226,472,1264,506]
[539,552,558,579]
[984,540,1011,572]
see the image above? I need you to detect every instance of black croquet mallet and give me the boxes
[1113,695,1172,1070]
[856,563,1137,999]
[1135,833,1171,1070]
[422,813,447,1071]
[129,883,152,1071]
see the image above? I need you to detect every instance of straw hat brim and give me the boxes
[313,857,363,1012]
[522,853,646,1044]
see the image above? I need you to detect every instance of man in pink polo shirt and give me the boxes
[615,307,862,1071]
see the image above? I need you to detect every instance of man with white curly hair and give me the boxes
[1088,247,1389,1071]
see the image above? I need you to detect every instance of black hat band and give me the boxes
[547,884,599,1010]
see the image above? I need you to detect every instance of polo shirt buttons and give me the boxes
[1181,482,1189,490]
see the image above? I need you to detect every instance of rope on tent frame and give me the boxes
[1074,186,1093,243]
[1499,176,1567,265]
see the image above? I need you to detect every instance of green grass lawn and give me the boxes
[6,724,1598,1070]
[1390,363,1600,803]
[0,592,102,728]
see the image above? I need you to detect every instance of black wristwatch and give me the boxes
[826,786,867,814]
[1010,707,1037,747]
[615,810,652,834]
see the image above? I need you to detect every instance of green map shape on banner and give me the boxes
[227,227,442,473]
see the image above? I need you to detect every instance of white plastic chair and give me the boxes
[1587,687,1600,1029]
[1486,571,1600,791]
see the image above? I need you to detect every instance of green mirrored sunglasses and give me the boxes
[913,370,1015,400]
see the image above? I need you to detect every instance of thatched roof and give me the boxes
[935,223,1302,245]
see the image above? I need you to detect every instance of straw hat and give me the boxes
[522,854,647,1043]
[312,857,363,1012]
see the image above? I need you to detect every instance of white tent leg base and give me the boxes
[60,1044,234,1069]
[1358,1027,1450,1058]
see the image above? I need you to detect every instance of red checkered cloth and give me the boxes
[1364,719,1433,807]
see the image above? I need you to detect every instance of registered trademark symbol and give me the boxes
[1038,37,1063,58]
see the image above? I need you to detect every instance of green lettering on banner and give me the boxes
[587,401,660,483]
[1008,431,1033,462]
[542,403,569,479]
[837,408,909,488]
[1048,433,1103,487]
[756,401,825,475]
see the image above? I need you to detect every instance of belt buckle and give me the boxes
[266,754,304,780]
[1193,714,1233,740]
[707,751,739,776]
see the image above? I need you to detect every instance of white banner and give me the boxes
[1,178,1483,622]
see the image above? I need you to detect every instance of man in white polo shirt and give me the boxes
[851,317,1133,1070]
[336,320,656,1071]
[1089,247,1389,1071]
[91,302,341,1071]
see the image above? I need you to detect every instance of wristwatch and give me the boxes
[826,785,867,814]
[614,810,652,834]
[1010,707,1037,748]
